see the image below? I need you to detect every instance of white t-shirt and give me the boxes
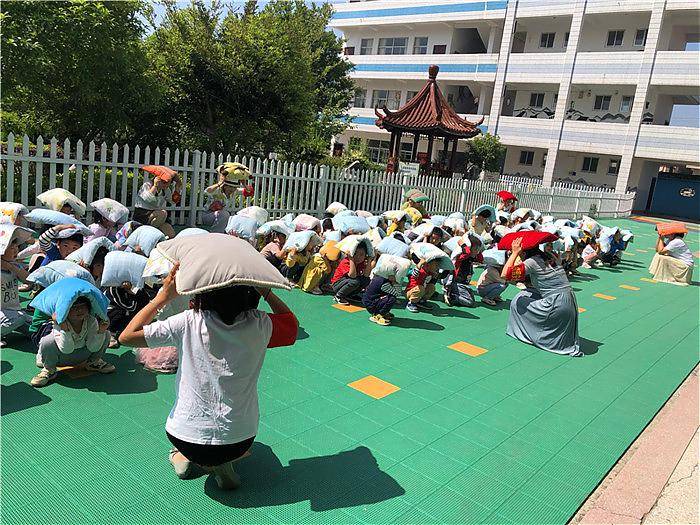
[664,238,694,267]
[144,308,273,445]
[1,270,20,310]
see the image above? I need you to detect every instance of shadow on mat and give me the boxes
[430,306,480,320]
[569,273,600,282]
[389,317,445,330]
[56,350,158,395]
[478,299,512,311]
[1,382,51,415]
[580,337,602,356]
[205,444,405,511]
[296,327,310,340]
[1,360,13,375]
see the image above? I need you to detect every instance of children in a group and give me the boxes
[86,210,119,243]
[600,230,625,267]
[581,238,601,269]
[362,273,398,326]
[477,261,508,306]
[105,282,152,348]
[444,238,483,307]
[405,259,439,313]
[31,297,114,387]
[299,241,340,295]
[331,243,371,305]
[281,245,314,284]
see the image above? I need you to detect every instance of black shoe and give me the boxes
[334,295,349,306]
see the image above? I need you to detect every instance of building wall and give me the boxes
[566,85,638,120]
[578,12,652,52]
[343,24,456,55]
[513,16,573,53]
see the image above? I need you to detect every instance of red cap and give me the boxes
[142,165,177,182]
[497,190,517,202]
[498,231,559,251]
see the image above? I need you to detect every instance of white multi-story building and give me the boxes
[330,0,700,210]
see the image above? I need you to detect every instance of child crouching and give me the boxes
[363,254,410,326]
[30,280,114,387]
[476,249,508,306]
[0,225,34,346]
[331,237,372,305]
[299,241,341,295]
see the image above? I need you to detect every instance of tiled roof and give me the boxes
[374,65,483,138]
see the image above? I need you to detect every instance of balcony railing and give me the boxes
[346,53,498,80]
[636,125,700,163]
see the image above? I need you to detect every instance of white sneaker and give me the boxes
[582,262,592,269]
[84,359,116,374]
[212,461,241,490]
[30,368,57,387]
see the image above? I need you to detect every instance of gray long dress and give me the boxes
[507,256,582,357]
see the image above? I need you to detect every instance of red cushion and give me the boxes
[656,222,688,236]
[142,165,177,182]
[498,231,559,251]
[497,190,517,202]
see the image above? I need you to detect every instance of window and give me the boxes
[378,37,408,55]
[620,95,634,112]
[519,150,534,165]
[540,33,556,48]
[634,29,648,47]
[606,30,624,47]
[406,90,419,102]
[594,95,612,111]
[582,157,599,172]
[353,89,367,108]
[554,93,559,104]
[564,32,570,48]
[413,37,428,55]
[607,159,620,175]
[360,38,374,55]
[371,89,401,110]
[343,47,355,56]
[529,93,545,108]
[399,142,414,162]
[433,44,447,54]
[367,139,391,163]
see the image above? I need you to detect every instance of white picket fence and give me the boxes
[1,134,635,224]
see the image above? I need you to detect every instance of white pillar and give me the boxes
[614,0,667,194]
[487,1,518,136]
[478,85,493,115]
[541,0,587,187]
[487,24,503,54]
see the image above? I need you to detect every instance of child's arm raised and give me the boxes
[119,264,179,347]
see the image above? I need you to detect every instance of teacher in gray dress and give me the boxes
[499,231,583,357]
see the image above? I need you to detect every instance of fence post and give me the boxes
[574,191,580,216]
[188,150,201,226]
[548,186,555,215]
[459,179,469,212]
[316,165,330,217]
[614,195,621,218]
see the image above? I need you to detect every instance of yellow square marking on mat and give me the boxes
[620,285,640,291]
[578,307,586,313]
[332,303,365,313]
[470,280,478,286]
[56,366,95,379]
[695,251,700,258]
[594,293,616,301]
[448,341,488,357]
[348,375,400,399]
[640,278,657,283]
[635,249,648,253]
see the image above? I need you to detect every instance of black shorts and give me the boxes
[166,432,255,467]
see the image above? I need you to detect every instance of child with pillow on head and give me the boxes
[31,296,114,387]
[331,243,371,305]
[405,259,440,313]
[476,258,508,306]
[444,237,483,307]
[581,238,601,269]
[299,241,341,295]
[114,221,142,250]
[260,231,287,270]
[86,206,121,244]
[1,226,32,347]
[362,258,404,326]
[36,224,84,268]
[133,169,181,239]
[281,241,317,285]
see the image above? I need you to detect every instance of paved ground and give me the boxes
[1,218,699,524]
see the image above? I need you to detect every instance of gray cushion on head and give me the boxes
[156,233,292,295]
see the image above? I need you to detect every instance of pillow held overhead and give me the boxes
[37,188,86,216]
[156,233,292,294]
[30,277,108,324]
[90,198,129,224]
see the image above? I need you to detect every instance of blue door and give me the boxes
[649,175,700,220]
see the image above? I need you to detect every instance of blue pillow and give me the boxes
[284,230,320,251]
[30,277,108,324]
[430,215,447,227]
[332,215,370,235]
[334,209,357,217]
[25,209,90,232]
[27,260,96,288]
[225,215,258,240]
[101,251,148,290]
[124,225,165,256]
[377,236,410,258]
[323,230,342,242]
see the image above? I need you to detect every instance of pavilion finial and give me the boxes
[428,64,439,80]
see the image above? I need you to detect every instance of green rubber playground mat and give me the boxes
[2,218,698,525]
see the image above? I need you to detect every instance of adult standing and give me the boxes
[500,232,582,357]
[119,266,298,489]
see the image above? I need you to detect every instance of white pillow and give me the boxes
[101,251,148,290]
[325,202,347,216]
[336,234,374,258]
[237,206,268,226]
[156,233,291,294]
[90,198,129,224]
[124,225,166,256]
[37,188,86,216]
[67,237,115,266]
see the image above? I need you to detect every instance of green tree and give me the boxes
[465,133,506,175]
[1,0,158,142]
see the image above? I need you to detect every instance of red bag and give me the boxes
[242,185,254,198]
[171,190,182,205]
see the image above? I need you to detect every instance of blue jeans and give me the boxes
[478,282,508,300]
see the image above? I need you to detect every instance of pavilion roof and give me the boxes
[374,65,483,138]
